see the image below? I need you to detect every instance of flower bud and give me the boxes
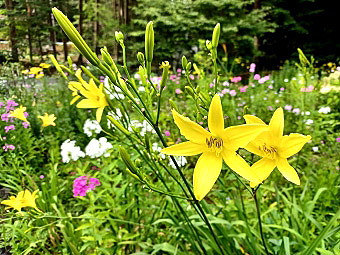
[185,86,195,97]
[145,21,154,76]
[101,47,114,66]
[160,61,170,90]
[182,55,188,70]
[107,116,130,136]
[115,31,124,43]
[137,52,145,65]
[52,8,100,66]
[186,62,192,72]
[169,99,179,112]
[211,23,220,49]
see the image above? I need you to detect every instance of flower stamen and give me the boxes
[206,136,223,156]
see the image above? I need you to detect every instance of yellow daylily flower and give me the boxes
[22,189,39,210]
[68,70,108,122]
[161,94,267,200]
[39,63,51,69]
[29,67,43,75]
[244,108,311,187]
[22,69,29,75]
[9,105,29,123]
[38,113,56,127]
[36,73,44,79]
[1,191,25,211]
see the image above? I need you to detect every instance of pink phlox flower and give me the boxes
[0,102,4,108]
[336,137,340,142]
[5,125,15,133]
[165,130,171,136]
[210,83,214,88]
[280,87,285,91]
[239,86,248,92]
[189,75,195,80]
[268,106,273,111]
[229,90,237,96]
[3,144,15,151]
[222,81,230,86]
[22,122,30,128]
[284,105,293,111]
[73,176,101,197]
[268,85,273,89]
[231,76,242,83]
[254,74,261,80]
[1,113,9,122]
[175,88,181,94]
[249,63,256,73]
[177,68,182,73]
[292,108,301,115]
[300,85,314,92]
[222,88,230,94]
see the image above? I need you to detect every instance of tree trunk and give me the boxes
[4,0,19,62]
[25,0,33,62]
[93,0,100,55]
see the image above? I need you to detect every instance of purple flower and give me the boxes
[222,88,230,94]
[231,76,242,83]
[175,88,181,94]
[239,86,248,92]
[209,83,214,88]
[177,68,182,73]
[280,87,285,91]
[165,130,171,136]
[0,102,4,108]
[5,125,15,133]
[268,85,273,89]
[336,137,340,142]
[39,175,45,179]
[73,176,101,197]
[3,144,15,152]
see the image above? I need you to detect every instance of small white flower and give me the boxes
[83,119,101,137]
[312,146,319,152]
[284,79,289,82]
[60,139,85,163]
[305,119,314,125]
[169,156,187,169]
[85,137,113,158]
[318,106,331,114]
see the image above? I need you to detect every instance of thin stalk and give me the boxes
[253,188,270,255]
[122,45,131,81]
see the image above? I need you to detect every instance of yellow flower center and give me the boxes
[259,143,277,160]
[206,136,223,156]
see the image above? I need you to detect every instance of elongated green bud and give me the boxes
[182,56,188,70]
[145,21,154,76]
[52,8,100,66]
[107,116,130,136]
[160,61,170,90]
[67,56,74,74]
[60,65,72,74]
[101,47,114,66]
[169,99,179,112]
[185,86,195,97]
[211,23,220,49]
[49,54,67,80]
[137,52,145,66]
[297,48,310,66]
[80,66,100,84]
[119,146,137,173]
[144,133,151,152]
[186,62,192,72]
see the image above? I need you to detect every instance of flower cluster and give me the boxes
[85,137,112,158]
[60,139,85,163]
[73,176,101,197]
[1,189,40,212]
[83,119,102,137]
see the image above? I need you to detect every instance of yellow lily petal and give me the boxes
[77,99,101,108]
[96,107,104,122]
[222,150,260,183]
[161,141,207,156]
[268,108,284,144]
[193,152,222,200]
[249,157,277,186]
[223,124,268,151]
[244,139,266,157]
[277,157,300,185]
[70,95,81,105]
[278,134,311,158]
[208,95,224,136]
[243,115,266,125]
[172,109,211,144]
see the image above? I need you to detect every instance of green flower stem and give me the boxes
[153,125,226,255]
[121,45,131,81]
[213,58,218,94]
[253,188,270,255]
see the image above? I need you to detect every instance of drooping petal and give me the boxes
[278,134,311,158]
[277,157,300,185]
[222,150,261,183]
[222,124,268,151]
[193,152,222,200]
[77,99,101,108]
[243,115,266,125]
[249,157,277,187]
[268,108,284,145]
[172,109,211,144]
[208,95,224,136]
[96,107,104,123]
[161,141,207,156]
